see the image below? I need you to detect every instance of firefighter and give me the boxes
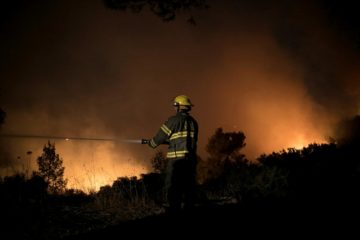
[148,95,199,214]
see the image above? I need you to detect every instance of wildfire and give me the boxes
[0,138,148,193]
[65,163,146,193]
[285,134,325,150]
[59,141,148,193]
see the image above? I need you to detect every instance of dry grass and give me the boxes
[1,172,165,240]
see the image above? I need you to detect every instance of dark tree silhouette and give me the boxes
[103,0,209,24]
[36,141,67,194]
[206,127,246,163]
[198,128,249,200]
[150,150,167,174]
[256,142,360,205]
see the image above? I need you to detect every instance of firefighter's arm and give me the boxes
[148,120,173,148]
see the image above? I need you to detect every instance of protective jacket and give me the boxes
[149,111,198,159]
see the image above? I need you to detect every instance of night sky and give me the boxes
[1,0,359,191]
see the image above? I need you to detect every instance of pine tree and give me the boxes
[37,141,67,194]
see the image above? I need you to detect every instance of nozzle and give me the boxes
[141,139,150,144]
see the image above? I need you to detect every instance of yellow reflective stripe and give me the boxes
[160,124,172,136]
[166,150,189,158]
[150,139,157,148]
[169,131,195,140]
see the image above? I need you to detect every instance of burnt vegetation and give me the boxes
[1,115,360,238]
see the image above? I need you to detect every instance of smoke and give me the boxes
[1,0,359,191]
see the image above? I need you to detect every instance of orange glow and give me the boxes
[2,0,358,190]
[287,137,312,150]
[282,133,325,150]
[196,34,337,160]
[0,138,149,193]
[65,163,146,193]
[58,141,148,193]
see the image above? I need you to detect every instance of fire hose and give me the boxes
[0,133,150,144]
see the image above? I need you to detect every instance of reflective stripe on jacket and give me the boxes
[149,111,198,159]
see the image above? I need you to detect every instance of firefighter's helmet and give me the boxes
[173,95,194,107]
